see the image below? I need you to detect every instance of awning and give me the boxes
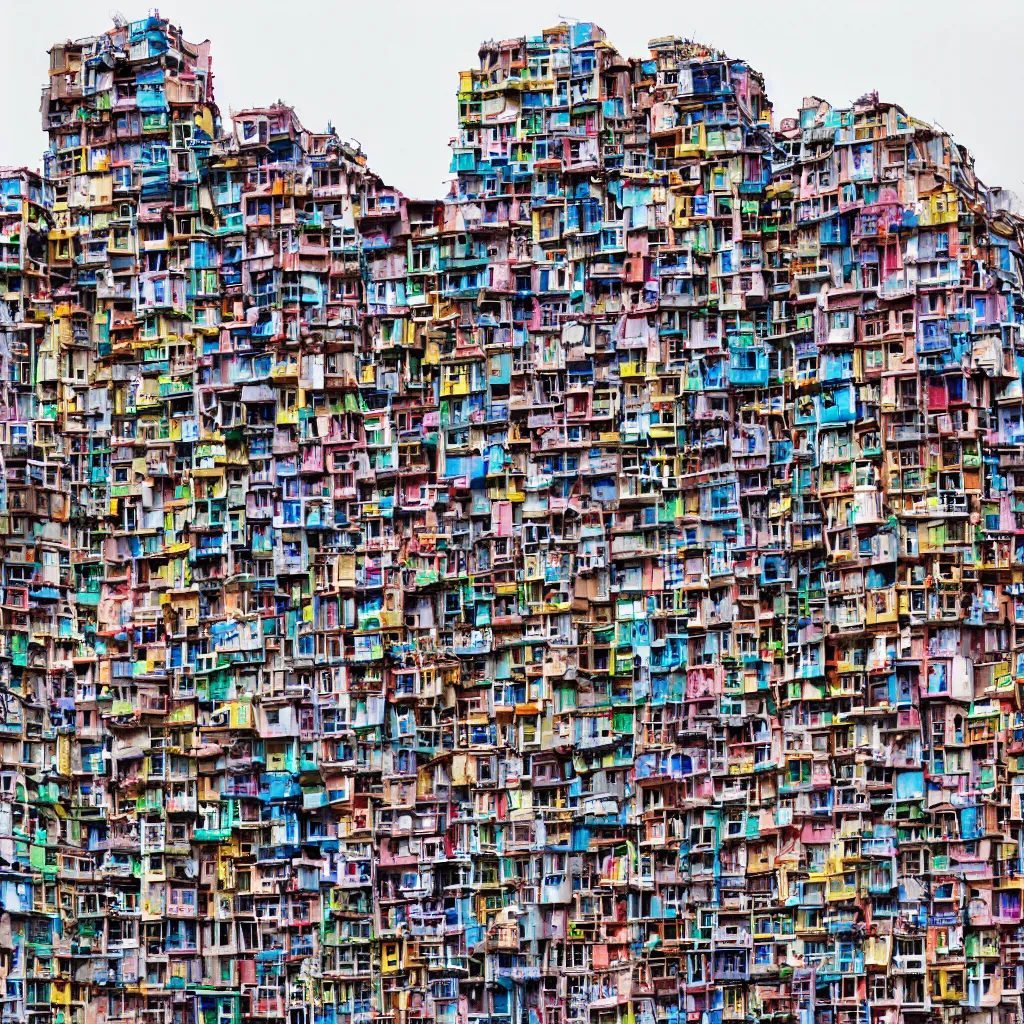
[192,743,224,758]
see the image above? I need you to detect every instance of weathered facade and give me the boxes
[3,15,1024,1024]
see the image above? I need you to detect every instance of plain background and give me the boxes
[3,0,1022,201]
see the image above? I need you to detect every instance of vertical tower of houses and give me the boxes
[1,15,1024,1024]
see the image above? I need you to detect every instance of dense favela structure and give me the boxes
[6,12,1024,1024]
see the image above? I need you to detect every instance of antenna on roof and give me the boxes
[557,14,580,23]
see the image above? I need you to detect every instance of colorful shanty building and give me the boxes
[2,14,1024,1024]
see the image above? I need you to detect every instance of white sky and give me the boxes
[3,0,1023,200]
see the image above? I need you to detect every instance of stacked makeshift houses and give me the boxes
[2,14,1024,1024]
